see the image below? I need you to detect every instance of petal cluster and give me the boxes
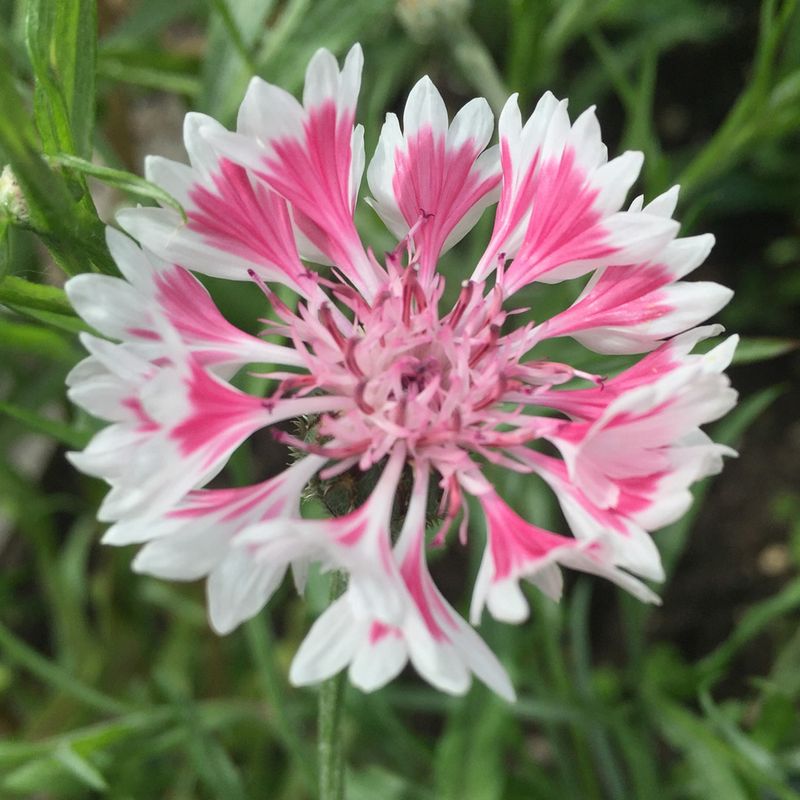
[66,45,736,701]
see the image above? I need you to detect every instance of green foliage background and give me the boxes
[1,0,800,798]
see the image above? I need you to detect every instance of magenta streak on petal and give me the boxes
[127,327,160,341]
[165,482,275,519]
[484,139,542,267]
[369,621,402,644]
[482,491,578,581]
[400,542,447,642]
[170,362,265,458]
[392,126,500,280]
[154,267,257,347]
[188,159,305,283]
[336,517,369,547]
[505,149,614,288]
[257,103,378,296]
[398,528,460,641]
[530,452,660,533]
[122,397,159,433]
[532,343,685,420]
[542,262,672,338]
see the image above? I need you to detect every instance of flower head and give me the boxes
[66,45,736,701]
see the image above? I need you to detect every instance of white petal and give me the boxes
[289,598,365,685]
[349,634,407,692]
[403,75,449,138]
[207,549,285,634]
[132,526,226,581]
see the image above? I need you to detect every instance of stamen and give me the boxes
[354,380,375,413]
[247,268,293,318]
[343,337,364,377]
[468,324,501,367]
[318,303,346,349]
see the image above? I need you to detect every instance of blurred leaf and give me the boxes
[652,699,749,800]
[51,153,186,219]
[434,688,513,800]
[3,302,90,334]
[0,316,76,361]
[732,336,800,364]
[101,0,201,45]
[0,620,129,716]
[696,578,800,687]
[349,766,408,800]
[98,47,201,96]
[0,400,89,449]
[2,757,81,795]
[0,275,74,314]
[0,47,111,275]
[25,0,97,159]
[0,217,9,280]
[53,742,108,791]
[199,0,273,120]
[698,692,789,788]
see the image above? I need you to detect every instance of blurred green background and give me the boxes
[1,0,800,798]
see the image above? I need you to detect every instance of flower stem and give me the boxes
[318,570,348,800]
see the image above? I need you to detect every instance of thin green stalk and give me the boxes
[318,571,348,800]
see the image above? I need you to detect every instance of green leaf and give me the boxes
[25,0,97,159]
[0,46,112,276]
[0,620,130,719]
[2,757,76,795]
[53,743,108,792]
[652,699,749,800]
[434,688,513,800]
[50,153,186,219]
[0,401,90,449]
[0,217,9,280]
[200,0,273,119]
[696,578,800,686]
[349,766,407,800]
[0,316,77,362]
[732,336,800,364]
[4,303,90,334]
[0,275,75,315]
[98,50,201,96]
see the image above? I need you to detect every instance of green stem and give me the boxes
[318,571,348,800]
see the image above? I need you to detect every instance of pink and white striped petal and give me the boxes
[472,94,678,293]
[204,45,384,300]
[118,114,314,294]
[544,338,738,509]
[67,335,346,522]
[367,76,501,281]
[532,230,732,354]
[529,325,728,421]
[289,462,516,700]
[66,228,302,371]
[470,486,660,626]
[103,457,325,622]
[239,446,408,626]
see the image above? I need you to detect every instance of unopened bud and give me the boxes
[0,165,29,224]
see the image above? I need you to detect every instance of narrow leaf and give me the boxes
[0,275,75,315]
[53,743,108,792]
[25,0,97,159]
[0,401,90,449]
[51,153,186,219]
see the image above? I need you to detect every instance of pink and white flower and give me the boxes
[66,44,737,700]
